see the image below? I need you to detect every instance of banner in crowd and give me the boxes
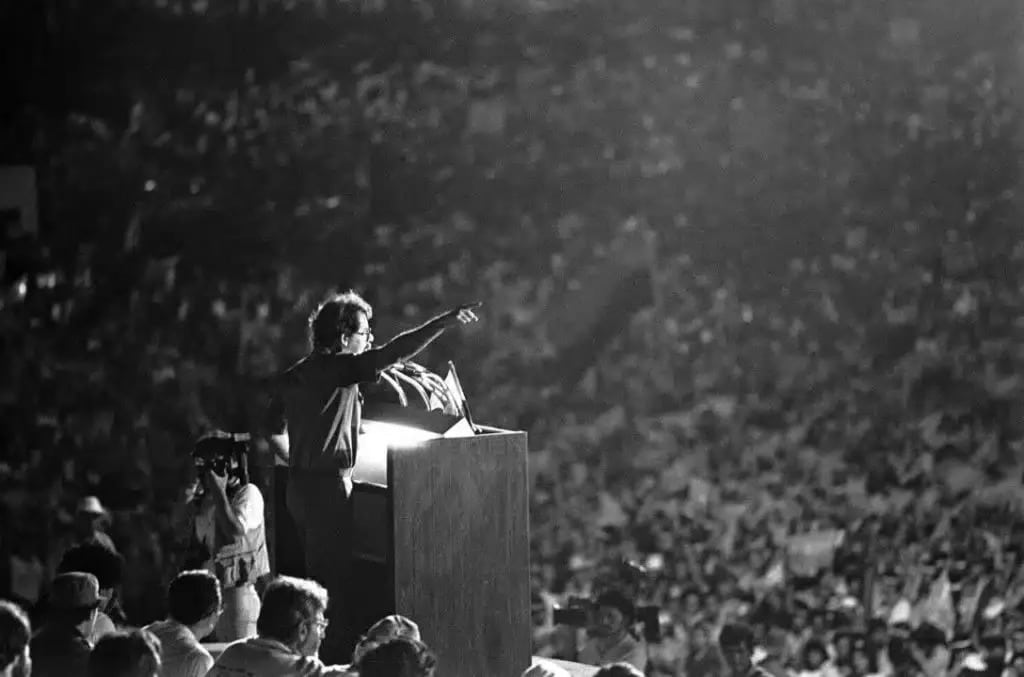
[915,573,955,638]
[786,529,845,577]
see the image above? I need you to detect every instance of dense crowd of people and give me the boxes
[0,548,643,677]
[5,0,1024,675]
[3,253,1023,677]
[528,432,1024,677]
[6,410,1024,677]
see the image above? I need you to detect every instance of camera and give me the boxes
[552,596,593,627]
[550,558,664,642]
[552,594,663,643]
[195,451,232,477]
[192,432,249,492]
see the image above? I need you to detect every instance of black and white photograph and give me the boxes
[2,1,1024,676]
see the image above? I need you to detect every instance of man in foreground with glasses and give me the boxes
[266,290,480,661]
[207,576,351,677]
[143,570,223,677]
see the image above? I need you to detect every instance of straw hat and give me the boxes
[76,496,107,516]
[51,572,101,610]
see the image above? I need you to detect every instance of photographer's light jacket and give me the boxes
[579,631,648,672]
[194,483,269,588]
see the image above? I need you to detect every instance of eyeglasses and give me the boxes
[314,617,330,631]
[352,329,373,339]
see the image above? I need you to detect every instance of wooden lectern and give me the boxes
[348,425,532,677]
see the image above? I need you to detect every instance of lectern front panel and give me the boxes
[389,431,531,677]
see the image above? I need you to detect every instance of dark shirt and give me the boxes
[31,622,92,677]
[268,351,384,471]
[686,648,726,677]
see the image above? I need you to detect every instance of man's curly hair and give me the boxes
[309,291,373,352]
[355,636,437,677]
[352,614,421,664]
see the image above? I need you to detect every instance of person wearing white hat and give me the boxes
[74,496,117,554]
[47,497,119,589]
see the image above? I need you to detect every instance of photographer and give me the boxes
[185,431,269,642]
[578,590,647,672]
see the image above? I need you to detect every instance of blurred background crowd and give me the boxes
[3,0,1024,675]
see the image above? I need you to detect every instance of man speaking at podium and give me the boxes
[267,291,479,661]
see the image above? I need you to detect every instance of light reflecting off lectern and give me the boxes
[362,420,440,446]
[355,420,447,487]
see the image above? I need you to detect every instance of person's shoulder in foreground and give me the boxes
[143,618,214,677]
[208,636,351,676]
